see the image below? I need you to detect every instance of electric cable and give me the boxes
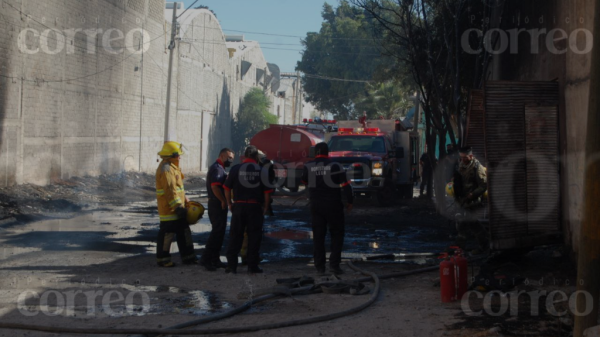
[177,0,200,19]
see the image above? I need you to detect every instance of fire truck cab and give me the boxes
[325,119,418,205]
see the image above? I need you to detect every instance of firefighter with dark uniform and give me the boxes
[223,145,273,274]
[199,148,234,271]
[240,149,275,265]
[302,142,353,275]
[452,146,489,254]
[155,141,198,267]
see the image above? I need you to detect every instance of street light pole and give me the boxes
[164,2,178,142]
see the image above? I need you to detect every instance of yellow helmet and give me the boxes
[186,201,205,225]
[158,141,185,157]
[446,182,454,197]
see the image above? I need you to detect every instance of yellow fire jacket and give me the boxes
[156,159,186,222]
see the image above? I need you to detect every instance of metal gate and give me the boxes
[484,81,561,250]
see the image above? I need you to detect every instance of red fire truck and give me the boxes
[326,119,419,205]
[249,119,337,194]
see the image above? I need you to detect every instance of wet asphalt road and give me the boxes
[0,192,455,265]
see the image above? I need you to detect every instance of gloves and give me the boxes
[175,206,187,219]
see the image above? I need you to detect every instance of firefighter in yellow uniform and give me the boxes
[156,141,198,267]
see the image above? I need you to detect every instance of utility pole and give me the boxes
[296,71,301,124]
[164,2,178,142]
[574,3,600,336]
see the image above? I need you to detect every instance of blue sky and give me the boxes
[180,0,335,72]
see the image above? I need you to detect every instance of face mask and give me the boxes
[224,159,232,168]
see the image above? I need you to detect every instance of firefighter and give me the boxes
[240,150,275,266]
[199,148,234,271]
[223,145,273,274]
[453,146,489,254]
[155,141,198,267]
[302,142,353,275]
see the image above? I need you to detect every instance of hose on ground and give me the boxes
[0,261,435,335]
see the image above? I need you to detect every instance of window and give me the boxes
[328,136,387,153]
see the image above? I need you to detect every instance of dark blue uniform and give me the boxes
[200,159,228,267]
[302,155,354,271]
[224,159,273,270]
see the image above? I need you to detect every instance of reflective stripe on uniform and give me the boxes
[156,189,165,196]
[160,214,179,221]
[168,197,182,207]
[176,187,185,193]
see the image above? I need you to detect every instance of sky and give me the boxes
[180,0,334,72]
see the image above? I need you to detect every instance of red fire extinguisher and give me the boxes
[451,246,468,300]
[439,253,456,303]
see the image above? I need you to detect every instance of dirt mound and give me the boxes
[0,172,206,222]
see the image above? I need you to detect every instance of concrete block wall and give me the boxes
[0,1,299,185]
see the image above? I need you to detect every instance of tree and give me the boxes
[350,0,499,208]
[296,1,396,119]
[357,81,414,119]
[232,88,278,156]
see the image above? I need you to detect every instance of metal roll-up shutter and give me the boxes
[484,81,561,250]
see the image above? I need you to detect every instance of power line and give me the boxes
[181,24,382,41]
[304,74,374,83]
[261,46,382,56]
[222,28,382,41]
[182,38,384,55]
[145,43,218,114]
[177,0,200,19]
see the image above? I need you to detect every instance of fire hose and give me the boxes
[0,261,437,335]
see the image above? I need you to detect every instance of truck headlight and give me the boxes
[372,161,384,176]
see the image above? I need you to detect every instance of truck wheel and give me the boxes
[377,179,396,206]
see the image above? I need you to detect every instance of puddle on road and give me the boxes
[265,229,312,240]
[0,199,451,265]
[13,284,230,318]
[0,201,222,260]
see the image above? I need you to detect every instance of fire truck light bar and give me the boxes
[338,128,354,133]
[366,128,380,133]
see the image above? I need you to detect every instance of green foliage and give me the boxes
[297,1,396,120]
[232,88,277,155]
[356,81,414,119]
